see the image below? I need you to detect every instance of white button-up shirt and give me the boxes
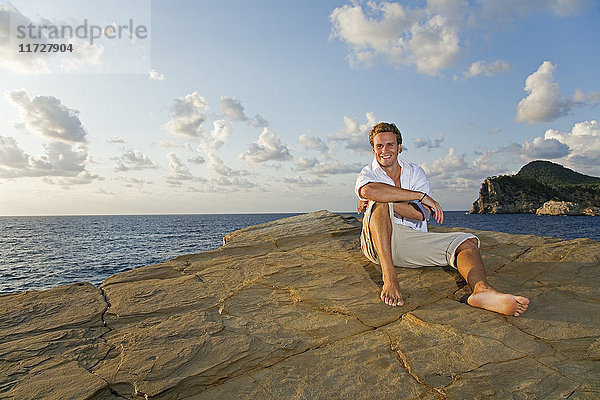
[355,156,431,232]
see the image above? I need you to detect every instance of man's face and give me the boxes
[372,131,400,168]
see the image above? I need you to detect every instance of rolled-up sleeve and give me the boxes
[409,165,432,221]
[355,167,373,200]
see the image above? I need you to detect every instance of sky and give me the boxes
[0,0,599,215]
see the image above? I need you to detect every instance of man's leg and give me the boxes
[455,238,530,316]
[369,202,403,306]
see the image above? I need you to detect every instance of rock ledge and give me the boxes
[1,211,599,399]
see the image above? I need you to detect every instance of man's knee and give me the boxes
[456,237,479,254]
[371,201,389,214]
[369,202,392,232]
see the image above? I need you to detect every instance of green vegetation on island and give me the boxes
[470,160,600,215]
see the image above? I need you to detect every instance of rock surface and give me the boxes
[1,211,599,399]
[536,200,600,216]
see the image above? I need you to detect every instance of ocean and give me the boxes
[0,212,598,295]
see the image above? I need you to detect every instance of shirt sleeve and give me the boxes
[409,165,432,221]
[355,166,373,200]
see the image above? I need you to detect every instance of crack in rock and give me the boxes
[384,330,446,399]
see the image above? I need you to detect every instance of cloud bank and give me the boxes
[330,1,589,75]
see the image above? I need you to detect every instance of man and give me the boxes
[356,122,529,316]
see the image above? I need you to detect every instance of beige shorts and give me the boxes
[361,201,479,268]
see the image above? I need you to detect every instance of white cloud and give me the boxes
[544,120,600,175]
[220,96,269,129]
[0,136,98,183]
[421,148,510,192]
[42,141,88,173]
[220,97,246,121]
[414,133,444,150]
[572,88,600,104]
[330,2,459,75]
[240,128,292,163]
[521,137,571,159]
[165,153,204,186]
[165,92,208,138]
[298,134,329,155]
[422,148,468,180]
[515,61,572,124]
[201,119,232,151]
[329,112,376,152]
[0,136,29,169]
[207,153,250,178]
[468,150,508,179]
[248,114,269,129]
[6,89,88,143]
[42,170,98,186]
[1,90,98,185]
[406,14,460,75]
[148,69,165,80]
[166,153,193,180]
[461,59,510,79]
[295,156,319,171]
[113,150,158,172]
[515,62,599,124]
[206,153,255,188]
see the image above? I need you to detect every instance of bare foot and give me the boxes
[467,287,530,316]
[380,279,404,307]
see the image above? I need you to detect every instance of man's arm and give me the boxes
[359,182,424,202]
[393,202,425,221]
[359,182,444,223]
[356,199,423,220]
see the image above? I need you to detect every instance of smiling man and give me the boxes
[355,122,529,316]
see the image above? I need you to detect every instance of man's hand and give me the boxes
[421,194,444,224]
[356,200,368,213]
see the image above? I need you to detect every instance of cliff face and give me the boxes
[1,211,599,399]
[470,161,600,215]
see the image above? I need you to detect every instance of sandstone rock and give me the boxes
[536,200,600,216]
[1,211,599,399]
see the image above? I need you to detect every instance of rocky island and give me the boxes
[470,160,600,215]
[1,211,599,399]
